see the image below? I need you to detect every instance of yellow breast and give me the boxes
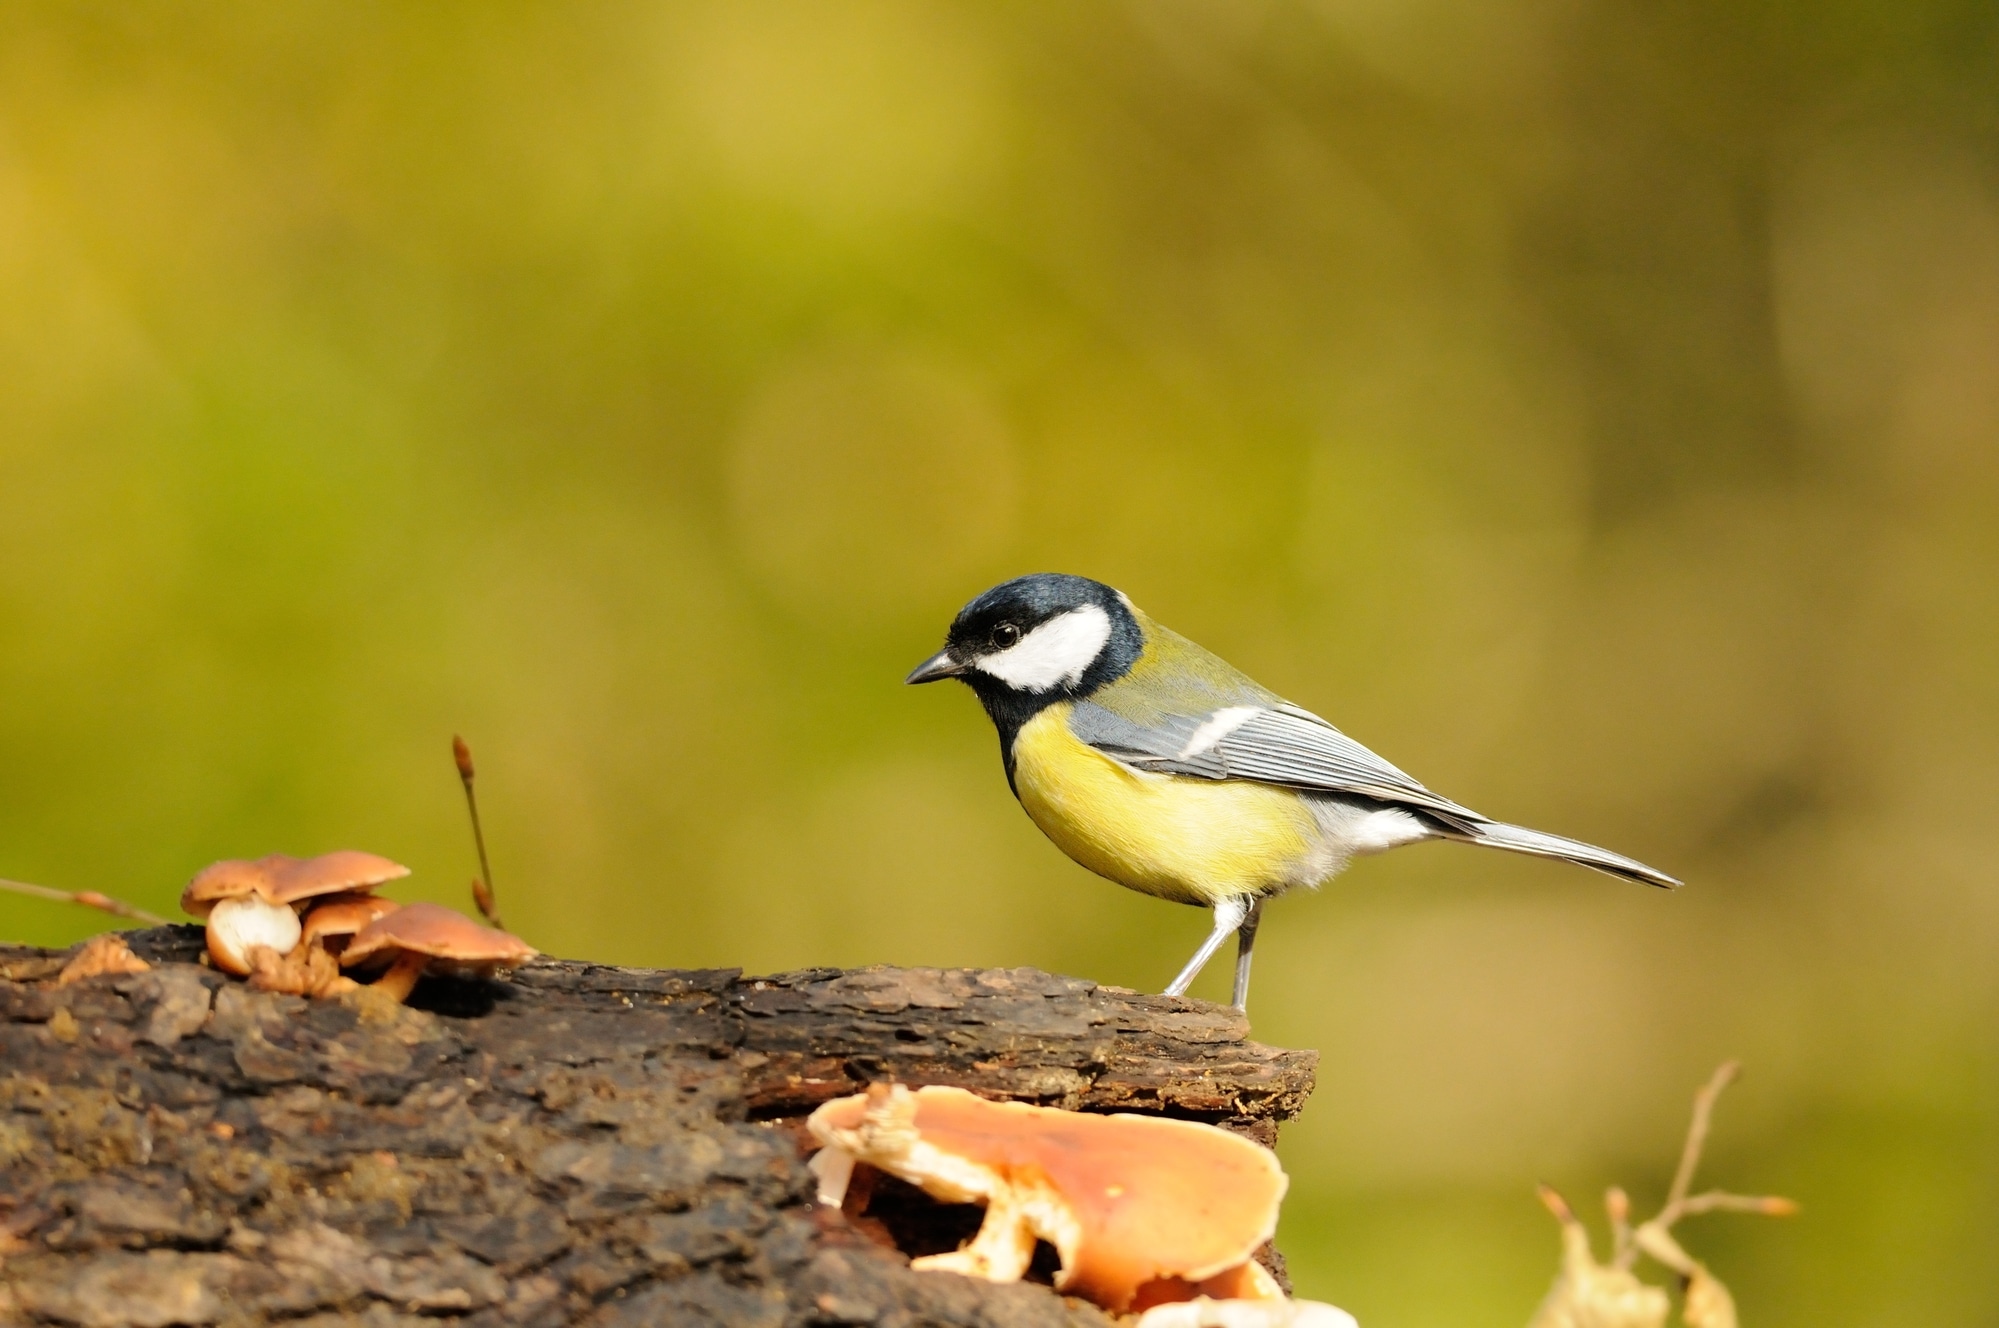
[1010,703,1322,906]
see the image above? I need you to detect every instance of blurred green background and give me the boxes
[3,3,1995,1323]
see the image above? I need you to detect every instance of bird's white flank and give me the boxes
[974,604,1113,692]
[1348,807,1430,854]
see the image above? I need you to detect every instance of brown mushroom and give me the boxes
[180,850,410,916]
[181,852,410,977]
[265,851,411,905]
[301,893,403,957]
[806,1084,1289,1314]
[339,901,536,1002]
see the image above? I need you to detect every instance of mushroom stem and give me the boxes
[810,1145,857,1207]
[370,952,430,1003]
[915,1186,1040,1283]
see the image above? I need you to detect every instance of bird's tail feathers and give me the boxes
[1451,820,1680,889]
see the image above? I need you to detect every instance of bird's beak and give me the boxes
[905,649,969,685]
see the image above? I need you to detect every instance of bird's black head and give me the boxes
[906,574,1143,757]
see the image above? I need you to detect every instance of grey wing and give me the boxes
[1068,699,1485,829]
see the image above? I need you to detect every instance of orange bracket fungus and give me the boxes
[806,1083,1291,1315]
[338,901,537,1002]
[181,851,411,977]
[1134,1298,1361,1328]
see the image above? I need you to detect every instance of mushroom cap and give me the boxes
[182,851,410,917]
[341,901,536,970]
[808,1085,1287,1312]
[301,893,403,945]
[263,851,410,905]
[181,859,274,917]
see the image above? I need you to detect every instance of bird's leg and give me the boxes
[1230,896,1266,1011]
[1164,896,1249,997]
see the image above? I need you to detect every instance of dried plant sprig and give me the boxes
[1530,1185,1669,1328]
[1530,1063,1797,1328]
[453,735,503,930]
[0,877,169,926]
[1666,1063,1739,1210]
[1675,1192,1799,1220]
[1607,1186,1635,1265]
[1611,1059,1795,1272]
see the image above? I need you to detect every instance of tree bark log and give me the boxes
[0,927,1316,1328]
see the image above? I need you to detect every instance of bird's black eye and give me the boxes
[991,622,1021,649]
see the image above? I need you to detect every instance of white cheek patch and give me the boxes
[973,604,1113,693]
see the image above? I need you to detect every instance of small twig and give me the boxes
[1631,1219,1698,1277]
[1606,1185,1634,1265]
[1537,1183,1578,1226]
[1541,1062,1797,1323]
[0,877,169,926]
[453,735,503,929]
[1666,1060,1740,1212]
[1677,1190,1799,1218]
[1614,1061,1794,1274]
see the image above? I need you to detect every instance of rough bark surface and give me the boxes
[0,926,1316,1328]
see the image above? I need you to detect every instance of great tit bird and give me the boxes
[908,573,1678,1011]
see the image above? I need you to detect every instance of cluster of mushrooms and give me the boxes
[808,1084,1357,1328]
[180,850,536,1002]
